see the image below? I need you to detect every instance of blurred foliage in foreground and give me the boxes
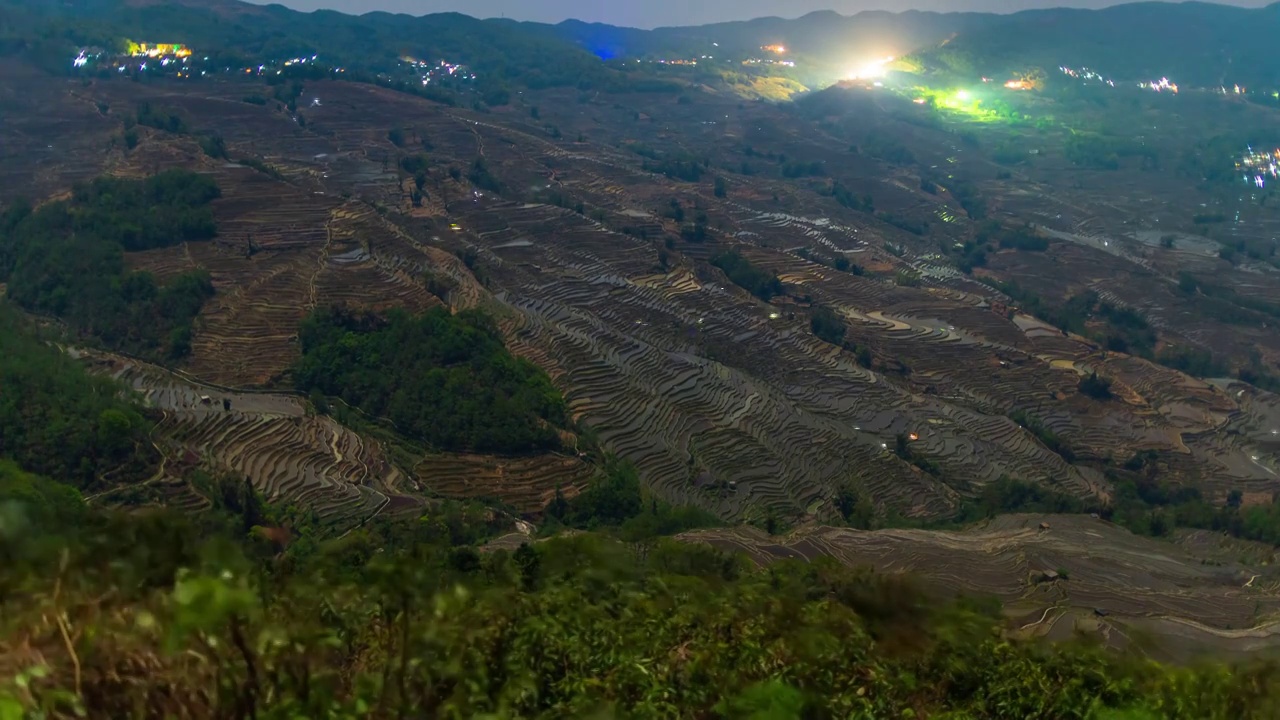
[3,482,1280,719]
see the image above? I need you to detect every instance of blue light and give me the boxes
[587,43,619,60]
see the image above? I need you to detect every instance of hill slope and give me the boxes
[912,2,1280,87]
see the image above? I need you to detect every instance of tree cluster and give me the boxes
[710,251,784,302]
[0,303,155,491]
[809,305,847,346]
[642,155,708,183]
[821,179,875,213]
[0,171,220,360]
[294,306,568,455]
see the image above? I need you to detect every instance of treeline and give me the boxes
[0,170,219,360]
[952,470,1280,548]
[0,303,155,491]
[294,306,568,455]
[5,476,1280,718]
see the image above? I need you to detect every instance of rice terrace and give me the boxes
[7,0,1280,715]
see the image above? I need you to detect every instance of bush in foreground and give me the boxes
[2,495,1280,718]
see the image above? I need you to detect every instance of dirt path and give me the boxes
[329,427,343,464]
[307,215,334,308]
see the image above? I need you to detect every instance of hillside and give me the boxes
[534,10,990,76]
[7,0,1280,710]
[912,2,1280,87]
[0,0,611,90]
[535,3,1280,89]
[684,516,1280,664]
[8,1,1280,94]
[4,2,1280,524]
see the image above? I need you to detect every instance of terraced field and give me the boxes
[7,71,1280,529]
[679,517,1280,662]
[75,348,593,529]
[79,349,402,533]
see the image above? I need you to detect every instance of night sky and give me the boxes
[249,0,1274,29]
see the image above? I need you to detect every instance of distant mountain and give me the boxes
[0,0,610,90]
[5,0,1280,93]
[911,2,1280,87]
[536,10,990,64]
[524,2,1280,89]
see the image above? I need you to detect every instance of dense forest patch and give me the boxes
[295,306,568,455]
[0,170,219,360]
[711,251,784,302]
[0,303,155,490]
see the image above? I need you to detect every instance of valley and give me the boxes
[18,76,1278,528]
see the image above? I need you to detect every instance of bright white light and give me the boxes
[848,55,894,80]
[955,90,972,101]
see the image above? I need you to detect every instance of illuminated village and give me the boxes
[1239,146,1280,189]
[1139,77,1178,93]
[128,42,192,59]
[1059,66,1116,87]
[399,57,476,84]
[743,44,795,67]
[74,42,195,73]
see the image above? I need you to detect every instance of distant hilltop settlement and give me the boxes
[129,43,192,58]
[74,42,193,69]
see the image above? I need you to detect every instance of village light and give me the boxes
[849,56,894,80]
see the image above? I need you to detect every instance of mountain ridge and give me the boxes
[6,0,1280,90]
